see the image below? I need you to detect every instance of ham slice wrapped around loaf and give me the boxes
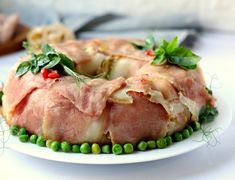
[2,39,213,145]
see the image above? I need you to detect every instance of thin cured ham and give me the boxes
[2,38,213,145]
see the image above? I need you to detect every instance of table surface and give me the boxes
[0,32,234,180]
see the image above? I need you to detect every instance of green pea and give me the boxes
[147,140,156,149]
[137,141,147,151]
[19,134,29,142]
[61,141,71,152]
[156,138,167,149]
[51,141,60,152]
[91,143,101,154]
[182,129,190,139]
[29,134,37,144]
[186,126,194,135]
[165,136,173,146]
[123,143,134,154]
[19,128,27,135]
[10,125,19,136]
[36,135,46,147]
[72,145,80,153]
[191,121,201,131]
[46,139,53,148]
[173,132,183,142]
[101,144,111,154]
[80,143,91,154]
[112,144,123,155]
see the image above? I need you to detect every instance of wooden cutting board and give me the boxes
[0,24,29,56]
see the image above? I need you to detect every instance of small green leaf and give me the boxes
[129,42,145,50]
[168,47,200,69]
[63,65,86,85]
[145,35,155,50]
[0,91,3,105]
[151,48,166,65]
[166,37,178,54]
[41,44,55,55]
[59,53,75,70]
[22,41,30,50]
[16,61,32,77]
[44,54,61,69]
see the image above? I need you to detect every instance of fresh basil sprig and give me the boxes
[131,36,201,70]
[16,43,85,84]
[130,35,156,50]
[199,102,218,123]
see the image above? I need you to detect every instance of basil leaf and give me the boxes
[42,44,55,55]
[0,91,3,105]
[59,53,75,71]
[63,65,86,84]
[129,42,145,50]
[166,37,178,54]
[168,47,200,69]
[160,39,168,49]
[151,48,166,65]
[145,35,155,50]
[36,54,50,66]
[44,54,61,69]
[16,61,32,77]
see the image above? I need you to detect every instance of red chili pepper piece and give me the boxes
[48,70,60,79]
[145,49,154,56]
[41,68,50,79]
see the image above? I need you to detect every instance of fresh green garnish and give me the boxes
[80,143,91,154]
[112,144,123,155]
[29,134,37,144]
[130,35,156,50]
[199,103,218,123]
[137,141,148,151]
[10,125,19,136]
[102,144,111,154]
[16,43,85,85]
[156,138,167,149]
[51,141,61,152]
[72,144,80,153]
[131,36,201,70]
[19,134,29,142]
[123,143,134,154]
[19,127,27,135]
[147,140,156,149]
[205,87,213,95]
[0,91,3,105]
[36,135,46,147]
[61,141,71,152]
[91,143,101,154]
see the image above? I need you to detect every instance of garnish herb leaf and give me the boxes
[42,44,56,55]
[16,61,32,77]
[199,103,218,123]
[131,35,201,70]
[166,37,178,54]
[44,54,60,69]
[145,35,155,50]
[62,65,86,84]
[0,91,3,105]
[59,53,75,71]
[151,48,166,65]
[16,42,86,85]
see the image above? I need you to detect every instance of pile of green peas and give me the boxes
[9,121,201,155]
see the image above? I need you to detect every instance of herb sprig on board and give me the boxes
[131,36,201,70]
[16,43,86,84]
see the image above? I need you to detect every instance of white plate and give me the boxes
[3,91,232,165]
